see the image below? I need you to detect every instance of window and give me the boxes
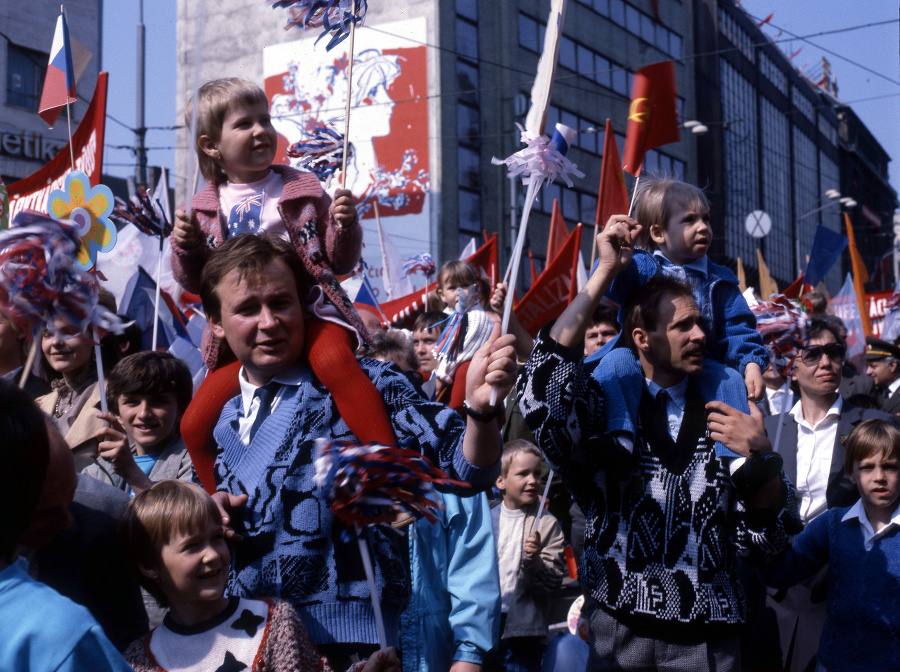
[609,0,625,26]
[458,189,481,234]
[594,54,611,88]
[456,0,477,21]
[559,37,577,71]
[625,4,640,34]
[458,145,480,190]
[518,14,539,52]
[456,18,478,60]
[457,105,479,145]
[6,43,46,111]
[457,61,479,106]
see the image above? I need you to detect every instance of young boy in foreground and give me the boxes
[120,480,399,672]
[764,419,900,672]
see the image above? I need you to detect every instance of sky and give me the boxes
[101,1,177,185]
[100,1,900,197]
[739,0,900,194]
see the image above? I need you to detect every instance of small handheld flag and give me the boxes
[39,7,77,128]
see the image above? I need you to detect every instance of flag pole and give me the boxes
[61,5,75,171]
[627,174,641,218]
[152,235,163,350]
[340,5,359,189]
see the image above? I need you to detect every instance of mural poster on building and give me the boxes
[263,17,431,300]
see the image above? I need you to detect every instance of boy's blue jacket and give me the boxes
[595,249,767,374]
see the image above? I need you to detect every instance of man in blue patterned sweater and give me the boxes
[199,234,518,669]
[518,217,801,672]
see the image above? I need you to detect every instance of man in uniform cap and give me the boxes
[865,336,900,415]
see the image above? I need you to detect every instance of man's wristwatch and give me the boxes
[462,401,502,423]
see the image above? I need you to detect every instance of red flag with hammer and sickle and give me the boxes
[622,61,680,176]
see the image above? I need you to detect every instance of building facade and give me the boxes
[0,1,101,184]
[694,0,897,293]
[173,0,894,298]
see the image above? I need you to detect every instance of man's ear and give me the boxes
[632,327,650,354]
[208,313,226,341]
[496,474,505,493]
[198,135,220,161]
[649,223,667,247]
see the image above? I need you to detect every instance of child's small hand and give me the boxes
[331,189,358,230]
[360,647,401,672]
[172,209,202,249]
[95,412,136,475]
[744,362,764,402]
[524,530,542,559]
[489,282,508,313]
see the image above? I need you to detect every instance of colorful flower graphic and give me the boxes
[48,171,116,270]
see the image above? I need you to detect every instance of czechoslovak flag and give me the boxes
[38,8,77,128]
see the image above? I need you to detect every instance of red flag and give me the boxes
[9,73,108,221]
[514,225,582,336]
[622,61,680,176]
[782,274,807,300]
[547,199,569,263]
[595,119,630,230]
[757,12,774,27]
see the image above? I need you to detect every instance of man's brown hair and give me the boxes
[621,275,696,349]
[199,233,310,322]
[119,480,222,606]
[185,77,270,181]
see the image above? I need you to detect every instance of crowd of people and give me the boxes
[2,76,899,672]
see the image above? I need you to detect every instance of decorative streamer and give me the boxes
[0,211,122,337]
[314,439,468,650]
[270,0,367,51]
[286,125,350,184]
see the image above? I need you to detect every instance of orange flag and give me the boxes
[622,61,680,176]
[547,199,569,263]
[528,247,539,286]
[844,212,872,336]
[595,119,630,230]
[515,225,583,336]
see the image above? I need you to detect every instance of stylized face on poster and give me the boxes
[264,18,430,297]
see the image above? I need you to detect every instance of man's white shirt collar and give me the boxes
[238,364,308,416]
[889,377,900,396]
[842,499,900,551]
[654,251,709,277]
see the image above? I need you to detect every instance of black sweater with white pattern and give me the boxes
[517,328,802,638]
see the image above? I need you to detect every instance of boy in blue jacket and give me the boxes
[764,418,900,672]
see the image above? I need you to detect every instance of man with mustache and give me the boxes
[518,221,800,672]
[747,319,897,672]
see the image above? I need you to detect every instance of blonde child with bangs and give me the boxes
[589,175,774,492]
[120,480,399,672]
[170,77,397,495]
